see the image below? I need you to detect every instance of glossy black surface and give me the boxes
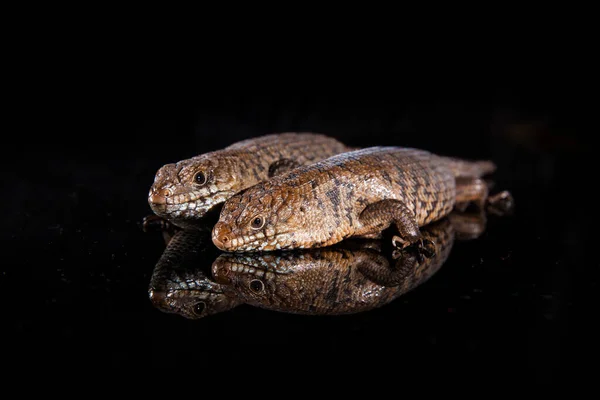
[7,93,596,385]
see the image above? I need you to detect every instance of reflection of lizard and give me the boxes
[148,229,242,319]
[210,216,463,316]
[213,146,512,253]
[147,133,351,229]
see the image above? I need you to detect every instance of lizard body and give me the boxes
[212,146,500,252]
[148,132,351,229]
[211,217,455,315]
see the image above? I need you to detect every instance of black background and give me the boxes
[5,76,597,387]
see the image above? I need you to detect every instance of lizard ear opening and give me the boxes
[250,216,265,230]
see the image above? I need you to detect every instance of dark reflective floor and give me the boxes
[6,94,597,385]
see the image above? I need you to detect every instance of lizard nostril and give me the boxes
[212,224,232,249]
[149,194,167,205]
[159,189,170,197]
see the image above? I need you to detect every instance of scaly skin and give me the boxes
[212,146,501,252]
[148,210,492,318]
[211,217,458,315]
[148,132,351,229]
[148,229,241,319]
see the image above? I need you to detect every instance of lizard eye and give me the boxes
[192,301,206,316]
[249,279,264,293]
[194,171,207,185]
[250,216,265,230]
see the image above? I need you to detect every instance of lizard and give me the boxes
[212,146,513,253]
[147,132,352,230]
[210,216,458,315]
[148,228,242,319]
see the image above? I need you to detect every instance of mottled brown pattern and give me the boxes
[213,146,498,252]
[148,133,351,229]
[210,217,455,315]
[148,229,242,319]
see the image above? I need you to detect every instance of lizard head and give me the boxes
[149,284,242,320]
[211,250,397,315]
[210,252,325,313]
[148,155,246,228]
[212,183,308,252]
[210,253,292,305]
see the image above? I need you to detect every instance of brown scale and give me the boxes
[147,132,352,229]
[212,147,512,253]
[210,216,459,315]
[147,229,243,320]
[144,210,504,319]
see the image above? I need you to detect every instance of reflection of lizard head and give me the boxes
[211,247,417,315]
[211,252,306,308]
[148,230,242,319]
[149,282,241,320]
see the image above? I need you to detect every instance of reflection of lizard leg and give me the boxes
[142,214,177,244]
[448,210,487,241]
[455,177,489,210]
[358,199,434,257]
[142,214,173,232]
[357,251,417,287]
[353,232,383,240]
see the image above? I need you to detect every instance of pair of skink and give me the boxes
[148,132,512,254]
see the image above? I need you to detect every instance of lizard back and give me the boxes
[148,132,351,229]
[213,146,476,251]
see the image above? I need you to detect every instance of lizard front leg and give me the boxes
[142,215,178,244]
[357,199,435,258]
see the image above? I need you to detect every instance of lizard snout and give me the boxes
[148,289,168,309]
[149,163,177,210]
[149,188,170,204]
[148,188,171,213]
[212,222,233,250]
[211,260,232,284]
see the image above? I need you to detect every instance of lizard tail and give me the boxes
[442,157,497,178]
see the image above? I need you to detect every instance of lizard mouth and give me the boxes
[148,190,235,221]
[212,255,295,287]
[212,260,270,284]
[149,198,209,219]
[217,232,296,252]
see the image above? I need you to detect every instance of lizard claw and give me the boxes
[392,235,435,262]
[391,235,410,250]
